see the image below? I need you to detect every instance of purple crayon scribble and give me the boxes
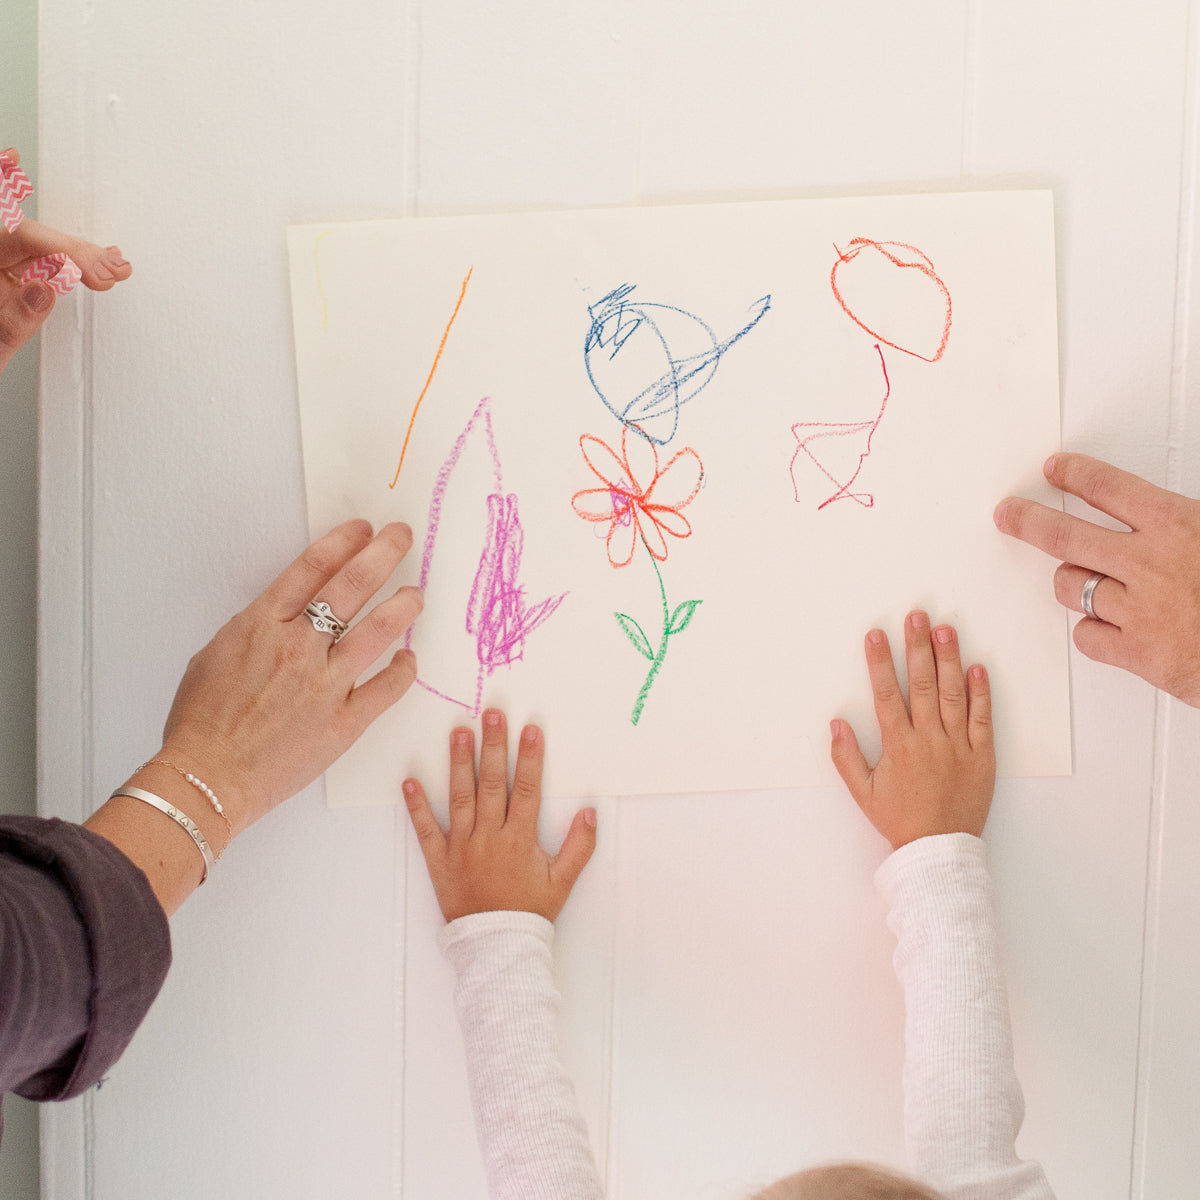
[407,396,567,716]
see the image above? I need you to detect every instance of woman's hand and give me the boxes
[404,710,597,923]
[88,519,422,915]
[157,519,423,835]
[994,452,1200,706]
[0,148,132,374]
[831,612,995,851]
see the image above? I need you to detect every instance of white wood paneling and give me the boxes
[36,2,1200,1197]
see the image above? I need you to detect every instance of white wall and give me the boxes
[0,0,42,1194]
[35,2,1200,1197]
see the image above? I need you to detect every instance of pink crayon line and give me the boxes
[791,343,890,510]
[389,265,474,489]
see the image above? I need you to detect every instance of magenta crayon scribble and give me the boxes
[791,343,891,509]
[407,396,567,715]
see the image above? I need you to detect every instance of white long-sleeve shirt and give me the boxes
[440,832,1055,1200]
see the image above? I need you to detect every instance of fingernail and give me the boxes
[522,724,540,744]
[22,282,51,313]
[105,251,130,269]
[867,629,885,645]
[93,260,114,282]
[451,729,471,748]
[483,709,502,727]
[402,779,416,798]
[993,499,1009,527]
[829,719,841,738]
[934,626,953,644]
[969,664,986,680]
[910,610,929,629]
[583,807,597,828]
[1044,454,1059,477]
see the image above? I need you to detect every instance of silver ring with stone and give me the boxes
[1080,571,1105,621]
[304,600,348,641]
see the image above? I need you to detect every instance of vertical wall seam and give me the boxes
[1129,3,1199,1195]
[603,797,623,1198]
[393,806,408,1200]
[402,0,422,218]
[396,7,420,1194]
[958,0,982,178]
[79,0,98,1194]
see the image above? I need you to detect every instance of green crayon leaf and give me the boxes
[667,599,702,636]
[615,612,654,660]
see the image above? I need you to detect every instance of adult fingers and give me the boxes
[0,279,54,374]
[966,664,993,753]
[993,496,1127,578]
[904,612,941,730]
[931,623,968,737]
[829,718,871,804]
[1044,452,1176,533]
[446,727,477,840]
[475,710,510,829]
[1072,617,1140,678]
[864,629,909,737]
[5,219,131,291]
[258,519,374,619]
[1053,562,1128,626]
[313,522,414,628]
[331,584,424,685]
[344,647,418,730]
[549,807,598,903]
[506,724,545,833]
[402,776,447,870]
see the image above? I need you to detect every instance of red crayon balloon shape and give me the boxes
[830,239,952,363]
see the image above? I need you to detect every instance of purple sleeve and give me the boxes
[0,815,171,1114]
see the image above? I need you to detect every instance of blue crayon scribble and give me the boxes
[584,285,771,445]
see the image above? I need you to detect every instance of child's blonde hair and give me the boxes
[751,1162,944,1200]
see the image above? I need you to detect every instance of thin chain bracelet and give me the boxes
[139,758,235,855]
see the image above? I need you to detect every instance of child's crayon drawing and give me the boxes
[290,192,1069,803]
[405,395,567,717]
[575,284,768,724]
[791,239,952,510]
[571,423,704,725]
[585,284,771,446]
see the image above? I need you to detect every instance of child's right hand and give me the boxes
[403,709,597,923]
[830,611,995,851]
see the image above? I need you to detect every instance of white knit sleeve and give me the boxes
[439,910,605,1200]
[876,833,1056,1200]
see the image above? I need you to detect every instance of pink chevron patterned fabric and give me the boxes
[0,155,33,234]
[20,254,82,296]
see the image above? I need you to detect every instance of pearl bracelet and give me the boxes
[140,757,234,849]
[110,786,216,884]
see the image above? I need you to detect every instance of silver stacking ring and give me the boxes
[304,600,348,641]
[1080,571,1106,621]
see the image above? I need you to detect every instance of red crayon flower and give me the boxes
[571,424,704,567]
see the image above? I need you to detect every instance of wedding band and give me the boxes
[1080,571,1105,620]
[304,600,348,641]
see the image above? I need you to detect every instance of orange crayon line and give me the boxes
[389,265,474,489]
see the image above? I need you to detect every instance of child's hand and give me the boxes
[830,612,995,851]
[403,709,597,923]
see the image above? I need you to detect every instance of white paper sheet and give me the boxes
[287,191,1069,807]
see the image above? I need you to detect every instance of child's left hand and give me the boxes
[403,709,597,923]
[830,612,996,851]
